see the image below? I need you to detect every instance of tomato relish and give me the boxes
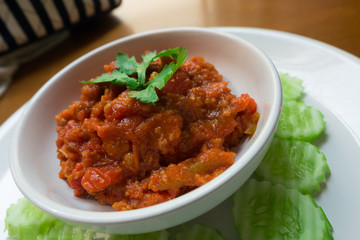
[55,56,259,211]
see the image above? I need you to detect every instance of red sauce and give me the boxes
[55,56,259,210]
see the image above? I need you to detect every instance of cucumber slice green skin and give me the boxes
[174,223,227,240]
[276,100,326,142]
[5,198,169,240]
[256,137,331,194]
[279,73,304,101]
[233,179,334,240]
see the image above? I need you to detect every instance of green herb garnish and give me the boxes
[82,47,188,104]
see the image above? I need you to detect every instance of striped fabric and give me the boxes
[0,0,121,56]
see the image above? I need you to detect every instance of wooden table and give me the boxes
[1,0,359,125]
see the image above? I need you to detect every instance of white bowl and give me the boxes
[10,27,282,234]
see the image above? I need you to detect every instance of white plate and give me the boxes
[1,27,360,239]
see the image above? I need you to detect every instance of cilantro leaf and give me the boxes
[82,47,188,104]
[156,47,186,60]
[138,51,158,85]
[81,71,139,90]
[129,47,187,103]
[115,53,138,76]
[128,85,159,104]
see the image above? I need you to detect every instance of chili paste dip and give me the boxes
[55,54,259,211]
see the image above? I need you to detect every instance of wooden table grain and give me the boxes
[1,0,359,125]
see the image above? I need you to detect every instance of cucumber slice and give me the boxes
[174,224,226,240]
[276,100,326,141]
[5,198,58,240]
[5,198,97,240]
[233,179,333,240]
[108,231,169,240]
[279,73,304,101]
[5,198,168,240]
[256,137,330,194]
[36,221,97,240]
